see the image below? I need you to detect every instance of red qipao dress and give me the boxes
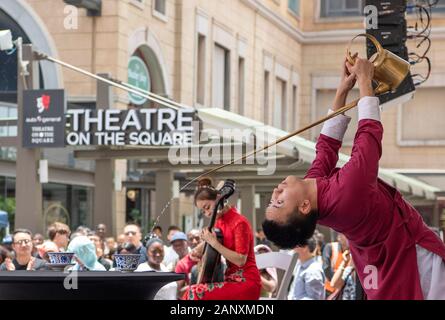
[184,207,261,300]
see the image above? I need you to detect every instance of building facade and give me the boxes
[1,0,445,238]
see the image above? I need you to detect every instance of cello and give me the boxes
[197,179,235,284]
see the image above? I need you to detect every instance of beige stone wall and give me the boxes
[23,0,445,201]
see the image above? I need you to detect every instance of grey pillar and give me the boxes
[240,185,256,232]
[155,170,174,240]
[93,160,114,233]
[15,44,43,233]
[93,74,114,234]
[141,188,150,234]
[256,193,270,228]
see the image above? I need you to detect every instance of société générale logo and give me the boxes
[36,94,51,113]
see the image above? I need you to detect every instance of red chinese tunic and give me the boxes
[307,115,445,300]
[184,207,261,300]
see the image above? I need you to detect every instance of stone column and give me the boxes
[240,185,256,232]
[155,170,174,240]
[15,44,43,233]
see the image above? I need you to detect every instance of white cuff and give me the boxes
[358,96,381,122]
[320,109,352,141]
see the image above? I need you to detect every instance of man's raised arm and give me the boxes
[339,58,382,189]
[305,59,355,179]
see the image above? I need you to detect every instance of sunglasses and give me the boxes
[14,239,32,245]
[125,231,137,236]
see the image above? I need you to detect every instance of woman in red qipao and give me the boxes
[183,178,261,300]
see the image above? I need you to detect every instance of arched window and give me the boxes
[0,9,44,95]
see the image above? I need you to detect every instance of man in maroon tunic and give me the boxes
[263,57,445,300]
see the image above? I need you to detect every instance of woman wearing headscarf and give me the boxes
[68,236,106,271]
[135,237,177,300]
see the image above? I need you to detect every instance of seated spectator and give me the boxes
[136,238,177,300]
[118,242,137,254]
[187,229,201,249]
[105,237,117,260]
[74,226,91,236]
[167,232,190,272]
[89,233,112,271]
[68,236,106,271]
[163,226,181,268]
[47,222,71,252]
[123,224,147,264]
[175,249,201,297]
[254,244,278,298]
[36,241,59,262]
[95,224,107,240]
[0,229,47,271]
[152,226,163,239]
[289,237,325,300]
[32,233,44,257]
[175,229,203,289]
[116,233,126,248]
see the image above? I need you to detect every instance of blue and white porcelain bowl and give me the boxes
[47,252,75,265]
[114,254,141,272]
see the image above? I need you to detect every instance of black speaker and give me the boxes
[368,25,407,46]
[365,0,415,105]
[366,0,407,13]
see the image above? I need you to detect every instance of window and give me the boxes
[213,44,231,110]
[408,0,445,12]
[320,0,365,17]
[288,0,300,16]
[130,0,145,10]
[274,78,287,129]
[0,103,17,137]
[154,0,166,15]
[264,71,270,124]
[291,85,297,131]
[196,34,206,105]
[238,57,245,115]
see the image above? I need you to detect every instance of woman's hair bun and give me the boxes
[197,177,214,189]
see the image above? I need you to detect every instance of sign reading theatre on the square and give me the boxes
[23,89,66,148]
[66,108,195,146]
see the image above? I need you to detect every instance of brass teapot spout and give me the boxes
[346,34,410,95]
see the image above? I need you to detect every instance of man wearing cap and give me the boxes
[165,232,190,272]
[175,230,203,295]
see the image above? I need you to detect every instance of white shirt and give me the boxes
[135,262,178,300]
